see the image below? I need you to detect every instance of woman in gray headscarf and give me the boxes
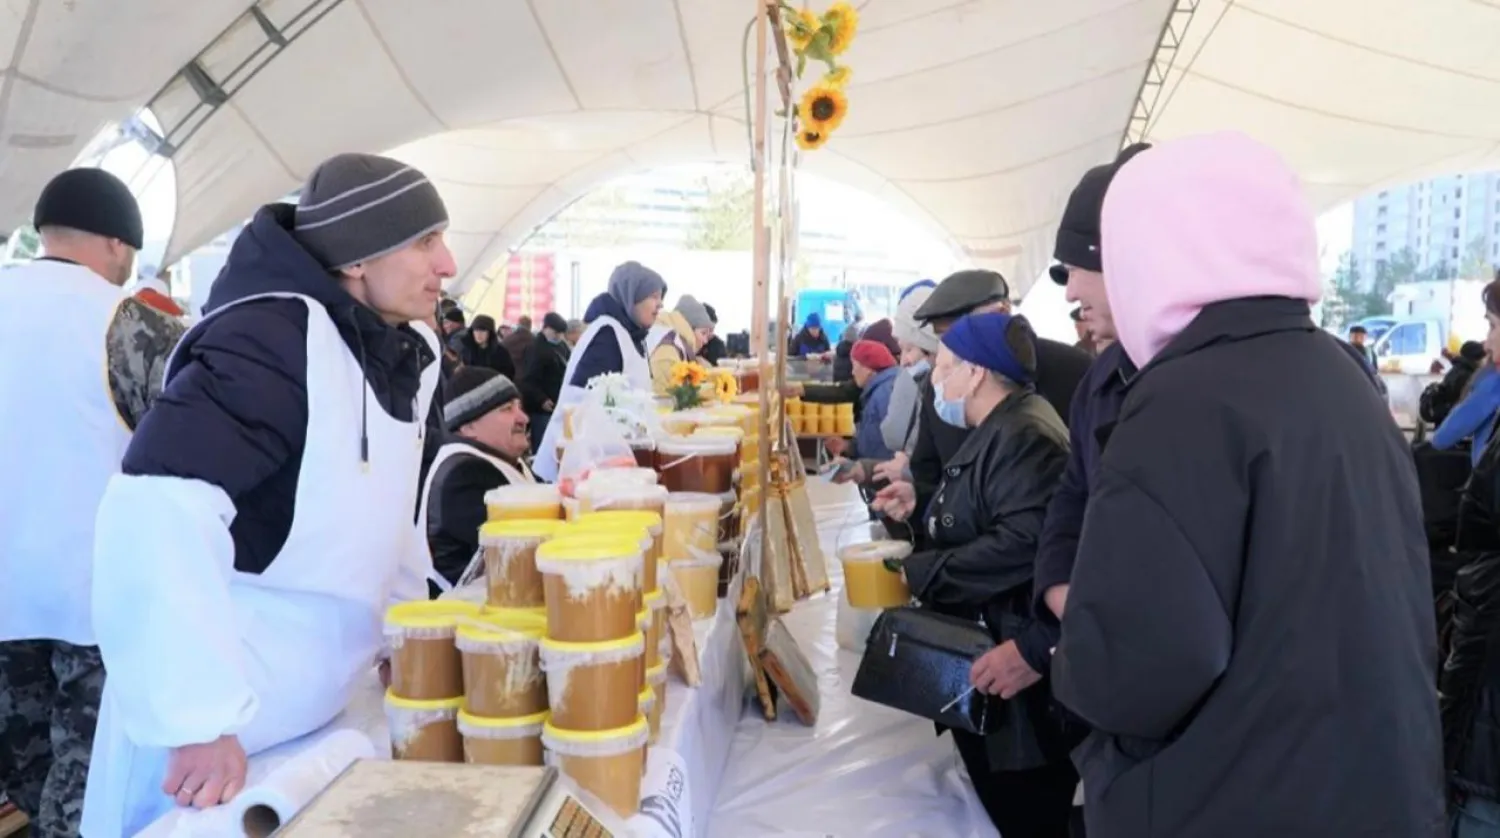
[533,261,666,479]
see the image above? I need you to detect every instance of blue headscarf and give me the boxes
[805,312,823,329]
[899,279,937,302]
[940,312,1034,387]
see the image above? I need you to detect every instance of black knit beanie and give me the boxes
[33,168,144,249]
[1051,142,1152,283]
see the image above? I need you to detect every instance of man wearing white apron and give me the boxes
[0,169,185,838]
[421,368,538,594]
[534,261,666,480]
[84,153,454,836]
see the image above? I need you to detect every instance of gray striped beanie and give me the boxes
[444,367,520,431]
[293,153,449,271]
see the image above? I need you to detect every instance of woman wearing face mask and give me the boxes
[533,260,665,480]
[874,311,1078,838]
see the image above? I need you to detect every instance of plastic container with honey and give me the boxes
[459,709,547,766]
[629,439,658,470]
[383,600,480,700]
[574,509,663,576]
[671,555,723,620]
[385,692,464,762]
[539,633,645,732]
[456,609,547,718]
[485,484,563,522]
[637,687,658,746]
[661,492,721,560]
[838,540,914,609]
[562,520,657,596]
[643,590,666,671]
[657,437,737,495]
[534,536,644,643]
[647,664,667,738]
[478,520,565,609]
[577,482,669,517]
[542,717,650,818]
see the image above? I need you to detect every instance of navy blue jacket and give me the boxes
[1032,342,1131,623]
[566,293,649,388]
[852,366,899,461]
[122,204,434,575]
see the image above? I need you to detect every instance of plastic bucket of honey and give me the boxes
[637,687,659,745]
[670,554,723,620]
[455,608,547,718]
[542,716,650,818]
[385,692,463,762]
[534,536,644,643]
[478,519,566,609]
[572,510,663,589]
[577,482,668,517]
[661,492,721,561]
[485,484,563,522]
[459,709,547,766]
[838,540,914,609]
[539,632,646,731]
[383,600,480,700]
[657,437,737,496]
[643,590,665,671]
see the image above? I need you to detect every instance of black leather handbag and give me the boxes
[851,606,997,735]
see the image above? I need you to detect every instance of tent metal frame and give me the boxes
[1122,0,1201,149]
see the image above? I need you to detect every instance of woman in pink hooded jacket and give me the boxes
[1052,132,1444,837]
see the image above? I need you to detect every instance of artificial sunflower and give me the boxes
[796,127,828,151]
[713,369,740,403]
[823,66,852,88]
[798,83,848,133]
[784,8,819,52]
[824,1,859,56]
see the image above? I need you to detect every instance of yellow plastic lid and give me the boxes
[543,715,649,744]
[483,484,562,505]
[635,607,649,627]
[647,662,668,681]
[479,519,567,540]
[638,686,655,704]
[456,608,547,642]
[576,510,663,530]
[644,589,664,609]
[539,631,645,654]
[457,709,548,729]
[384,690,463,711]
[384,599,482,629]
[535,535,642,562]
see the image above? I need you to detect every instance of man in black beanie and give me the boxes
[520,312,572,452]
[0,167,185,838]
[420,367,538,594]
[84,153,456,834]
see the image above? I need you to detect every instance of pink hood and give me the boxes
[1100,132,1321,367]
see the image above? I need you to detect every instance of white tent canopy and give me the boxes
[1,0,1498,297]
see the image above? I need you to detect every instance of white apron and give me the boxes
[417,440,534,593]
[83,293,439,837]
[533,315,651,481]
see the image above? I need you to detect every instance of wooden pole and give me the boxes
[750,0,772,565]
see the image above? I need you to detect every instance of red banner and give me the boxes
[498,251,556,324]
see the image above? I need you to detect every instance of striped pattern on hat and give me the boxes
[293,153,449,271]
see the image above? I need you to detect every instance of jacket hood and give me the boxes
[584,291,649,346]
[1100,132,1321,368]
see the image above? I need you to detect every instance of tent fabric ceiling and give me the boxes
[1,1,1499,298]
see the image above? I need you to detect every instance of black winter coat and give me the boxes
[1053,297,1444,838]
[459,331,515,378]
[520,337,569,415]
[902,390,1073,772]
[1444,432,1500,801]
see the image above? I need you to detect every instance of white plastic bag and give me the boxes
[836,596,883,654]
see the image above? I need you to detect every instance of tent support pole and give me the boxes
[1121,0,1201,148]
[751,0,772,559]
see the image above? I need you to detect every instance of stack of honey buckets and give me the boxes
[382,480,666,818]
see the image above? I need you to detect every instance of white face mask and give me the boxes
[907,358,931,377]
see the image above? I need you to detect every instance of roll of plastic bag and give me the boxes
[835,596,882,654]
[230,729,378,837]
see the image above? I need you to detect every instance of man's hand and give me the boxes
[543,400,555,413]
[971,641,1041,699]
[873,452,909,485]
[163,735,247,809]
[872,481,916,522]
[1044,584,1069,620]
[829,458,866,485]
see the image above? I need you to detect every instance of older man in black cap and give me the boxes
[873,268,1092,503]
[84,152,454,834]
[420,367,538,594]
[0,168,185,838]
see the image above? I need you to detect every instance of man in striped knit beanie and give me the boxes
[84,153,457,834]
